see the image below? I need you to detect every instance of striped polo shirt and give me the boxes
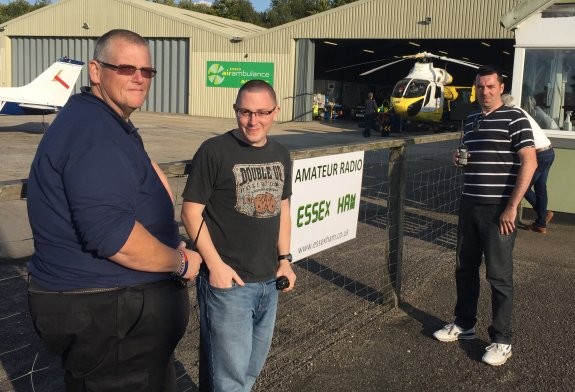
[461,105,534,203]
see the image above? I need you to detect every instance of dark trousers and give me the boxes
[454,199,516,344]
[28,278,190,392]
[364,113,377,136]
[524,148,555,227]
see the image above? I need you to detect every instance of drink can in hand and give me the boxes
[458,147,469,166]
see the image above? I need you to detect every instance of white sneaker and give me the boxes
[433,323,476,342]
[482,343,512,366]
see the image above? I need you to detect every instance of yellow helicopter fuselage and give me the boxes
[391,95,443,123]
[390,75,476,125]
[390,77,445,123]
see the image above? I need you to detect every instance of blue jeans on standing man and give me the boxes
[197,275,279,392]
[524,148,555,228]
[454,198,516,345]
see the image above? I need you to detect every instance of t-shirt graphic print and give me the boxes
[233,162,285,218]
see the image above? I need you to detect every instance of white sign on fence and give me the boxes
[290,151,365,261]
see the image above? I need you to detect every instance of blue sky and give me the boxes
[249,0,271,12]
[0,0,273,12]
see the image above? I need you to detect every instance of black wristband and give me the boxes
[277,253,292,262]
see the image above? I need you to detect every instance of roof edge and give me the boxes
[117,0,264,39]
[0,0,64,28]
[500,0,557,29]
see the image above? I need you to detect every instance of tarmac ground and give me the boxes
[285,217,575,391]
[0,113,574,391]
[0,111,386,182]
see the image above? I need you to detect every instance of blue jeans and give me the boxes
[524,148,555,228]
[197,275,278,392]
[454,199,516,344]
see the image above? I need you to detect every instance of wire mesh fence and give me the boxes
[0,137,463,391]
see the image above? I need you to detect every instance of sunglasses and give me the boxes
[96,60,157,78]
[235,107,276,119]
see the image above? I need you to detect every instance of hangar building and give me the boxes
[0,0,519,122]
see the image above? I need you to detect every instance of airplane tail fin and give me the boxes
[0,57,84,109]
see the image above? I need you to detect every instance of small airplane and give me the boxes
[359,52,479,126]
[0,57,84,115]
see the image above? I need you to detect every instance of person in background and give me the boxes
[502,93,555,233]
[181,80,296,391]
[363,91,379,137]
[27,29,201,391]
[433,66,537,366]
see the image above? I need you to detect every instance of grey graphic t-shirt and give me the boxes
[182,131,292,282]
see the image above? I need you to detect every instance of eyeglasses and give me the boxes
[235,107,276,119]
[96,60,157,78]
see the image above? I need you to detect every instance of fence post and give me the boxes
[387,144,407,306]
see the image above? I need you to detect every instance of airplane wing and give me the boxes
[0,57,84,115]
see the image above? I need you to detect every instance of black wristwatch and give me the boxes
[278,253,292,262]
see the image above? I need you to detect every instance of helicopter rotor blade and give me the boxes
[420,52,480,69]
[339,51,480,77]
[324,58,392,73]
[359,58,408,76]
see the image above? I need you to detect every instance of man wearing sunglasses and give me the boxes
[181,80,297,391]
[434,65,537,366]
[27,29,201,391]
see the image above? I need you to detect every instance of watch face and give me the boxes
[279,253,292,262]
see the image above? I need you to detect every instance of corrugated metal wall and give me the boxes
[11,37,189,114]
[293,39,315,122]
[11,37,92,92]
[254,0,519,40]
[187,49,295,119]
[146,39,189,113]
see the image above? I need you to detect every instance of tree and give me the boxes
[329,0,356,7]
[178,0,216,14]
[211,0,261,25]
[263,0,331,27]
[0,0,358,28]
[0,0,51,24]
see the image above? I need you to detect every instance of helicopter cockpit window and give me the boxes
[404,80,429,98]
[423,85,433,107]
[391,79,410,98]
[521,49,575,131]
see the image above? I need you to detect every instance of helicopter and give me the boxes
[359,52,480,128]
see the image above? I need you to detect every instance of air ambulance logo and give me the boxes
[207,63,225,86]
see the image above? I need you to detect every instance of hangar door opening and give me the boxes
[312,38,515,121]
[11,37,189,114]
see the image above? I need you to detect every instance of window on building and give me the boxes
[521,49,575,131]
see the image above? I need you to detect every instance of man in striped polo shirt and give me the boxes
[433,65,537,366]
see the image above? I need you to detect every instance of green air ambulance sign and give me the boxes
[206,61,274,88]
